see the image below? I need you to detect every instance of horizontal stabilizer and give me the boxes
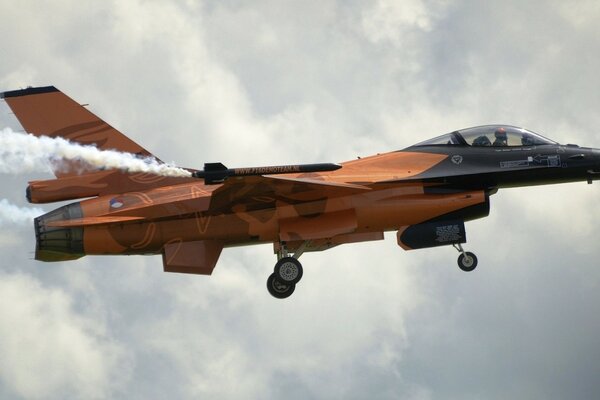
[27,170,194,204]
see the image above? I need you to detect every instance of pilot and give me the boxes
[472,135,491,146]
[493,127,508,146]
[521,134,534,146]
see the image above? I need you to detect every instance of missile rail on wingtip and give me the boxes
[192,162,342,184]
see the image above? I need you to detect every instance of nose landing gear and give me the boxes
[453,243,478,272]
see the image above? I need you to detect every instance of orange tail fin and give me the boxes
[2,86,192,204]
[1,86,156,177]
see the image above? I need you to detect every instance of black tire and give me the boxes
[274,257,303,285]
[458,252,478,272]
[267,273,296,299]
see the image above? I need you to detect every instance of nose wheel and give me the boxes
[453,243,478,272]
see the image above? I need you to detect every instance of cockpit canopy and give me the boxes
[413,125,557,147]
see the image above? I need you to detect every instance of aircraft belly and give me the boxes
[278,209,357,241]
[355,190,486,231]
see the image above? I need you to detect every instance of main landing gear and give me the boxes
[267,242,307,299]
[453,243,478,272]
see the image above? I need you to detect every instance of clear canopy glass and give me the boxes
[413,125,557,147]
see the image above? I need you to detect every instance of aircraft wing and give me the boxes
[205,174,371,215]
[56,174,371,224]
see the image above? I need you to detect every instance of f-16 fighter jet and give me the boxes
[3,86,599,298]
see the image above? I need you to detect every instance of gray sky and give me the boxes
[1,1,600,399]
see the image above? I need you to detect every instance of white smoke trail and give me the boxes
[0,199,43,226]
[0,127,192,177]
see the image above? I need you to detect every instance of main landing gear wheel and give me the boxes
[267,241,310,299]
[274,256,303,285]
[457,252,478,272]
[267,273,296,299]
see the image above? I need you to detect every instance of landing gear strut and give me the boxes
[453,243,478,272]
[266,241,308,299]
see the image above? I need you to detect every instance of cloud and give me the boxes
[0,198,43,226]
[361,0,440,44]
[1,1,600,399]
[0,128,190,177]
[0,273,130,399]
[139,244,425,399]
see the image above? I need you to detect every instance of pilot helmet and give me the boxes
[495,127,507,138]
[521,134,534,145]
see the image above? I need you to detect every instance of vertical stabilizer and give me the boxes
[1,86,156,177]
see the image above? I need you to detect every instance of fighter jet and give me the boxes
[2,86,599,299]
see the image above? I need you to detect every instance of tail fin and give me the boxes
[1,86,156,177]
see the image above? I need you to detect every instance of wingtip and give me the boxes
[1,85,58,99]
